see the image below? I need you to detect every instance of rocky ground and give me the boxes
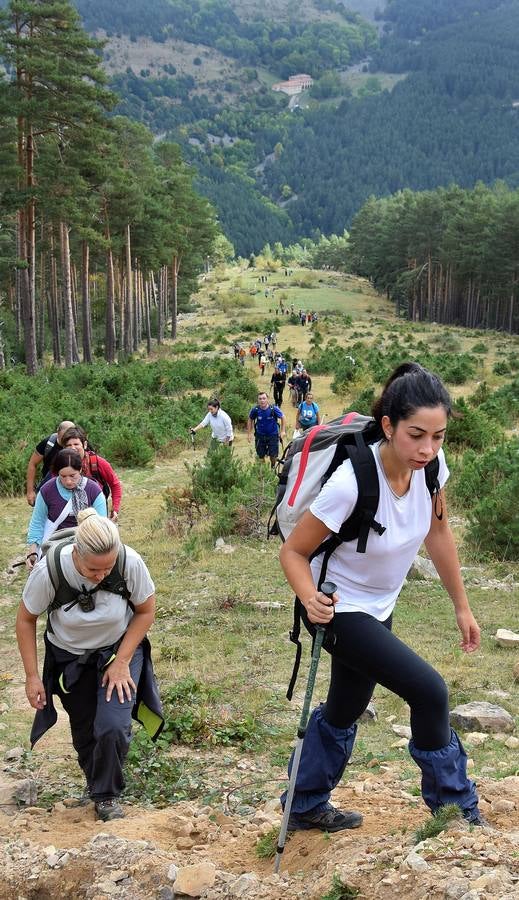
[1,765,519,899]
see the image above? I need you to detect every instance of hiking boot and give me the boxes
[463,808,490,827]
[94,798,124,822]
[287,802,363,832]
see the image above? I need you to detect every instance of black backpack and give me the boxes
[43,531,131,632]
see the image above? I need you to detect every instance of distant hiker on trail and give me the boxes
[62,426,122,522]
[17,508,162,823]
[238,346,246,366]
[271,366,286,407]
[279,362,485,833]
[26,420,75,507]
[277,356,288,377]
[259,352,267,376]
[296,391,320,432]
[296,369,312,403]
[287,371,299,407]
[190,399,234,445]
[26,449,107,571]
[247,391,286,468]
[300,312,306,326]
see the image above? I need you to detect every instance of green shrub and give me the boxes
[471,341,488,354]
[446,399,499,450]
[348,386,375,416]
[102,428,154,466]
[467,476,519,559]
[0,450,28,496]
[452,439,519,559]
[190,444,276,538]
[493,360,511,376]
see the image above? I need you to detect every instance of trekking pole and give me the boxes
[274,580,337,875]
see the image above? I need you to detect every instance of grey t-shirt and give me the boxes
[23,543,155,655]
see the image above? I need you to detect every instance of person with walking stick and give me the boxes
[278,363,484,835]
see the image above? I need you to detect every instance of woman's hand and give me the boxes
[456,608,481,653]
[102,659,136,703]
[26,548,38,571]
[304,590,338,625]
[25,675,46,709]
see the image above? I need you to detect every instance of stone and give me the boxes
[450,701,515,734]
[167,864,178,882]
[229,873,260,897]
[495,628,519,647]
[464,732,489,746]
[214,539,235,554]
[96,881,119,896]
[157,889,174,900]
[4,746,25,761]
[0,777,37,807]
[409,555,440,580]
[491,798,515,813]
[391,724,412,739]
[402,849,429,872]
[505,736,519,749]
[444,879,471,899]
[391,738,408,749]
[174,862,216,897]
[358,701,377,723]
[255,601,283,610]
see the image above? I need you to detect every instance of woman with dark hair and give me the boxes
[26,449,107,570]
[61,426,123,522]
[279,363,484,832]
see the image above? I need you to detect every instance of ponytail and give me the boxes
[372,362,451,429]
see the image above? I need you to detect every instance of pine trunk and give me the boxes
[105,245,116,363]
[171,255,179,339]
[49,230,61,364]
[144,278,152,355]
[60,221,77,366]
[124,223,133,354]
[82,240,93,363]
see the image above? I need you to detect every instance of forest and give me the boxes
[74,0,377,78]
[13,0,515,257]
[259,0,519,238]
[347,183,519,334]
[0,0,222,375]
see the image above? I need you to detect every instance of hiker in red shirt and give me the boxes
[61,427,122,522]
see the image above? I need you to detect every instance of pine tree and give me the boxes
[0,0,114,372]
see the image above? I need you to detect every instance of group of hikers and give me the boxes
[16,361,488,835]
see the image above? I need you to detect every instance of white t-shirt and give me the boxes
[309,443,449,620]
[23,544,155,654]
[201,409,233,442]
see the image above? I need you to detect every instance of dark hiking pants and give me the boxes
[56,644,143,800]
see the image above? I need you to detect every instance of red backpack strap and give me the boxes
[287,412,358,508]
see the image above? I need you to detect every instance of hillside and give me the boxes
[0,268,518,898]
[65,0,519,255]
[3,0,517,253]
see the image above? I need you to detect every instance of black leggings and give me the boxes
[302,608,451,751]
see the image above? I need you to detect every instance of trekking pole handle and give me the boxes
[299,581,336,729]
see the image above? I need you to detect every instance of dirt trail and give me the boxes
[1,771,519,898]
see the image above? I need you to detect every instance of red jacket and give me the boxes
[81,452,122,513]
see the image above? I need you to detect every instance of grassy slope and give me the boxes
[0,267,517,816]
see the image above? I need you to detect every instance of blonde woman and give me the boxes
[17,509,161,821]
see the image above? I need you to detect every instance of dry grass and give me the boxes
[1,266,518,806]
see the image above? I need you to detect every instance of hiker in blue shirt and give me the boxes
[247,391,286,468]
[296,392,321,432]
